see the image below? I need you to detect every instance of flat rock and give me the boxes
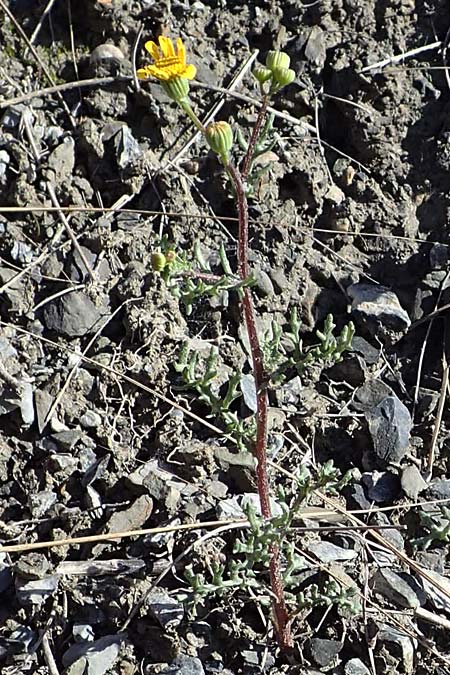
[63,635,125,675]
[43,291,109,337]
[372,568,423,609]
[425,478,450,500]
[377,624,416,674]
[308,541,357,563]
[345,658,371,675]
[146,588,184,628]
[309,638,342,667]
[401,465,428,500]
[348,283,410,333]
[160,655,205,675]
[365,395,412,464]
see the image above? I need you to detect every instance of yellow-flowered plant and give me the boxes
[137,35,297,651]
[137,36,196,82]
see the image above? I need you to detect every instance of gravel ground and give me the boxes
[2,1,450,673]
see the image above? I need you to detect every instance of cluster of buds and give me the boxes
[253,50,295,94]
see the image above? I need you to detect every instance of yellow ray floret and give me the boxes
[137,36,196,82]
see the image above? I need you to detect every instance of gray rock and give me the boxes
[28,490,57,518]
[63,635,125,675]
[46,137,75,182]
[146,588,184,628]
[80,410,102,429]
[308,541,357,563]
[240,373,257,412]
[345,658,371,675]
[344,482,372,510]
[43,291,109,337]
[90,43,125,66]
[425,478,450,500]
[348,283,410,332]
[429,242,448,270]
[362,471,400,502]
[401,465,428,500]
[371,511,405,550]
[105,495,153,534]
[351,336,380,365]
[420,568,450,613]
[114,125,142,169]
[377,624,416,674]
[0,554,12,593]
[365,395,412,464]
[309,638,342,667]
[16,575,59,606]
[372,568,423,608]
[353,379,392,410]
[160,655,205,675]
[253,268,274,296]
[52,428,84,451]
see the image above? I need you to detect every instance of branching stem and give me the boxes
[225,157,292,650]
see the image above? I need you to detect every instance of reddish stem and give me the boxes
[225,161,292,649]
[240,95,270,180]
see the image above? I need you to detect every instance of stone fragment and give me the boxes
[348,283,410,333]
[372,569,423,609]
[63,635,125,675]
[365,395,412,464]
[307,541,357,563]
[43,291,109,337]
[425,478,450,500]
[159,655,205,675]
[401,465,427,500]
[16,575,59,606]
[345,658,371,675]
[146,588,184,628]
[377,624,416,674]
[309,638,342,667]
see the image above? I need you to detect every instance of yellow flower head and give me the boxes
[137,36,196,82]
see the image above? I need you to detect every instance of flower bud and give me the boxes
[265,50,290,71]
[253,65,273,84]
[151,251,167,272]
[205,121,233,162]
[161,76,190,102]
[271,66,295,90]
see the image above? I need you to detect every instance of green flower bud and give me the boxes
[253,65,273,84]
[151,251,167,272]
[205,121,233,162]
[265,50,290,71]
[161,76,190,102]
[271,66,296,90]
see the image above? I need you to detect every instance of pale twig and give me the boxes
[0,204,446,248]
[425,349,448,480]
[25,0,58,55]
[46,183,96,282]
[0,76,123,108]
[0,518,246,554]
[132,24,144,92]
[41,633,60,675]
[360,40,442,73]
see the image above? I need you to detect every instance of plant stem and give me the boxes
[225,160,292,650]
[179,99,206,133]
[240,94,270,180]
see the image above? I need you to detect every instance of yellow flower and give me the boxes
[137,36,196,82]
